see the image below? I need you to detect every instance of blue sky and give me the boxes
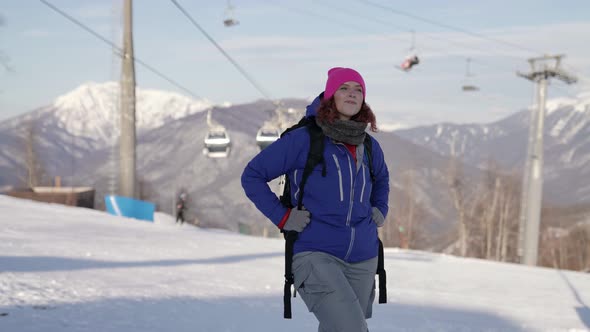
[1,0,589,127]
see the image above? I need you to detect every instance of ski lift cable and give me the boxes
[552,81,586,99]
[170,0,273,101]
[553,86,578,99]
[271,1,583,98]
[39,0,201,99]
[273,2,583,101]
[269,1,516,85]
[311,0,416,33]
[270,0,537,79]
[563,65,590,84]
[265,0,408,44]
[355,1,587,82]
[352,0,581,80]
[226,0,234,12]
[341,1,590,79]
[277,0,536,77]
[354,0,549,57]
[465,58,473,76]
[320,0,490,59]
[409,30,415,51]
[313,0,519,60]
[273,0,478,58]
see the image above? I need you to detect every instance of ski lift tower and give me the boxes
[119,0,137,198]
[516,54,576,266]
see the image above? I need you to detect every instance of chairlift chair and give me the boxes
[204,126,231,158]
[400,55,420,71]
[223,1,239,27]
[462,58,479,92]
[398,30,420,72]
[255,125,280,150]
[462,85,479,92]
[223,18,239,27]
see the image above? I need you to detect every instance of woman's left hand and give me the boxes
[372,207,385,227]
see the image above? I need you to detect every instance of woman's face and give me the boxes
[333,81,363,120]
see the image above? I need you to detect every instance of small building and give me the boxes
[6,186,95,209]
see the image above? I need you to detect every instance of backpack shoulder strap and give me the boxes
[280,116,308,138]
[296,118,326,210]
[281,117,326,319]
[279,116,313,208]
[363,134,375,183]
[283,230,297,319]
[363,134,387,303]
[377,238,387,303]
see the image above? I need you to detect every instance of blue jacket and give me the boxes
[241,96,389,263]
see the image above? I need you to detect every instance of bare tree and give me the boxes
[399,170,416,248]
[472,184,500,257]
[464,166,522,263]
[570,225,590,271]
[395,170,429,249]
[448,156,469,256]
[379,196,397,247]
[496,175,520,262]
[445,157,524,261]
[540,224,590,271]
[380,169,428,249]
[535,201,590,271]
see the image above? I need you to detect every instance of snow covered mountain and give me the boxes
[0,82,213,184]
[0,82,212,148]
[395,91,590,204]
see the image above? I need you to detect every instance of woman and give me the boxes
[241,67,389,331]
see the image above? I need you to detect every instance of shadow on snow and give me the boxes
[0,295,526,332]
[0,252,282,273]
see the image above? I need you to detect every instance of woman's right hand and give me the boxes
[282,208,311,232]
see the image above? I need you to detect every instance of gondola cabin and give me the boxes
[204,127,231,158]
[255,126,280,150]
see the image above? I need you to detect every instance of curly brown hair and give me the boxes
[316,97,378,132]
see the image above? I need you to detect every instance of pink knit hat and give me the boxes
[324,67,366,100]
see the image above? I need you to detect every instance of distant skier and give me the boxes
[176,192,187,224]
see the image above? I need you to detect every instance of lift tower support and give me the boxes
[119,0,137,198]
[516,54,576,266]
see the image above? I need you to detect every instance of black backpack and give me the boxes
[278,116,387,319]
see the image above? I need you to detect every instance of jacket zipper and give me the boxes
[345,153,354,226]
[331,155,344,201]
[335,143,363,261]
[345,152,356,261]
[360,163,366,203]
[345,227,356,260]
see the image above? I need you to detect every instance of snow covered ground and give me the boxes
[1,195,589,332]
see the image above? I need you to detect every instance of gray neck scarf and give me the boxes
[317,118,367,145]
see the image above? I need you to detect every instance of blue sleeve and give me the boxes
[370,137,390,219]
[241,130,307,226]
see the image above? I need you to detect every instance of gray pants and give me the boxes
[293,251,377,332]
